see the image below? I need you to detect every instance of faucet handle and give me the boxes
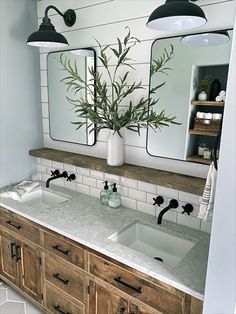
[51,169,60,177]
[67,174,76,181]
[153,196,164,206]
[169,199,179,208]
[182,203,193,215]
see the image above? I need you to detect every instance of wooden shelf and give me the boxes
[191,100,224,107]
[189,129,219,137]
[187,155,212,165]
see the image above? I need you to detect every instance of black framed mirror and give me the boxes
[47,48,96,146]
[146,29,232,165]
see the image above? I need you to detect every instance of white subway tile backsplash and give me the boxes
[41,159,52,167]
[90,187,100,199]
[90,170,104,180]
[137,202,155,216]
[36,157,208,233]
[177,213,201,230]
[104,173,120,184]
[77,184,89,195]
[76,167,90,176]
[138,181,156,194]
[82,176,97,188]
[129,188,146,202]
[179,191,201,205]
[120,177,138,188]
[64,164,76,172]
[157,186,179,199]
[121,197,137,210]
[52,161,63,170]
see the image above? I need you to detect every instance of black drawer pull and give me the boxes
[114,276,142,294]
[52,245,69,256]
[16,245,21,262]
[10,242,16,260]
[53,273,69,285]
[53,305,70,314]
[6,220,21,230]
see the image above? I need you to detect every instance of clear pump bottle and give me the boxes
[108,183,121,208]
[100,181,111,205]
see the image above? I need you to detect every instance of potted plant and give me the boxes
[198,75,212,101]
[59,28,179,166]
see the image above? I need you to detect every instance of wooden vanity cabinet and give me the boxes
[0,206,203,314]
[0,228,42,303]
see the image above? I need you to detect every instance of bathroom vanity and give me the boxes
[0,184,209,314]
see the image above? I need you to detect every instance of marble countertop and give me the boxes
[0,183,210,300]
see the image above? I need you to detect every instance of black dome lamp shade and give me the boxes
[27,5,76,48]
[146,0,207,31]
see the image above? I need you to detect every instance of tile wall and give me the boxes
[36,158,212,234]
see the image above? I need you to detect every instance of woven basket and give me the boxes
[193,118,221,132]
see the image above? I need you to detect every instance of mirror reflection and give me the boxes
[47,48,96,146]
[147,30,232,164]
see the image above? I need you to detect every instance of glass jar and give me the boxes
[198,141,207,157]
[203,148,212,160]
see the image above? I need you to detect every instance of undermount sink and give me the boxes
[19,187,70,209]
[109,221,196,267]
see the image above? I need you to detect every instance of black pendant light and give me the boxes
[27,5,76,48]
[181,31,230,47]
[146,0,207,31]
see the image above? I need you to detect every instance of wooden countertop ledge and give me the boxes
[29,148,205,196]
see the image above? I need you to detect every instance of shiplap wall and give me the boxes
[37,0,236,179]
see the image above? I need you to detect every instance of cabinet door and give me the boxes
[0,231,18,285]
[89,280,128,314]
[18,241,42,303]
[129,303,157,314]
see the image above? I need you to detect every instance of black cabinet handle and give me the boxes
[53,305,70,314]
[10,242,16,260]
[52,245,69,256]
[53,273,69,285]
[6,220,21,230]
[15,245,21,262]
[114,276,142,294]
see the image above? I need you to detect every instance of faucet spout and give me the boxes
[157,199,178,224]
[46,171,68,188]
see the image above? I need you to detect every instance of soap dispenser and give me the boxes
[100,181,111,206]
[108,183,121,208]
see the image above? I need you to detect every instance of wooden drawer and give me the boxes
[45,255,86,304]
[0,207,40,244]
[43,231,84,269]
[89,253,184,314]
[45,283,85,314]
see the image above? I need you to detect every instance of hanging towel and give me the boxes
[198,162,217,221]
[0,180,39,201]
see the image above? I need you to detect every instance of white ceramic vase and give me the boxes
[198,91,207,101]
[107,130,124,166]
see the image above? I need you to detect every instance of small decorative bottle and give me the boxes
[100,181,111,206]
[108,183,121,208]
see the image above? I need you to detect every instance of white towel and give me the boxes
[198,162,217,221]
[0,180,39,201]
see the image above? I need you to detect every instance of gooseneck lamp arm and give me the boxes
[27,5,76,48]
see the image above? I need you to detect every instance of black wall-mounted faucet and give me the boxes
[46,170,68,188]
[157,199,179,224]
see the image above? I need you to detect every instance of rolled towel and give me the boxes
[0,180,39,201]
[219,90,226,96]
[215,95,223,102]
[198,162,217,221]
[223,95,226,102]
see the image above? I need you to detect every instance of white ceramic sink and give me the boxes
[19,187,70,209]
[109,221,196,267]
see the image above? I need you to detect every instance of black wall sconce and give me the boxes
[146,0,207,31]
[27,5,76,48]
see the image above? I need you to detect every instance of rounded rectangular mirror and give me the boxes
[147,30,232,165]
[47,48,96,146]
